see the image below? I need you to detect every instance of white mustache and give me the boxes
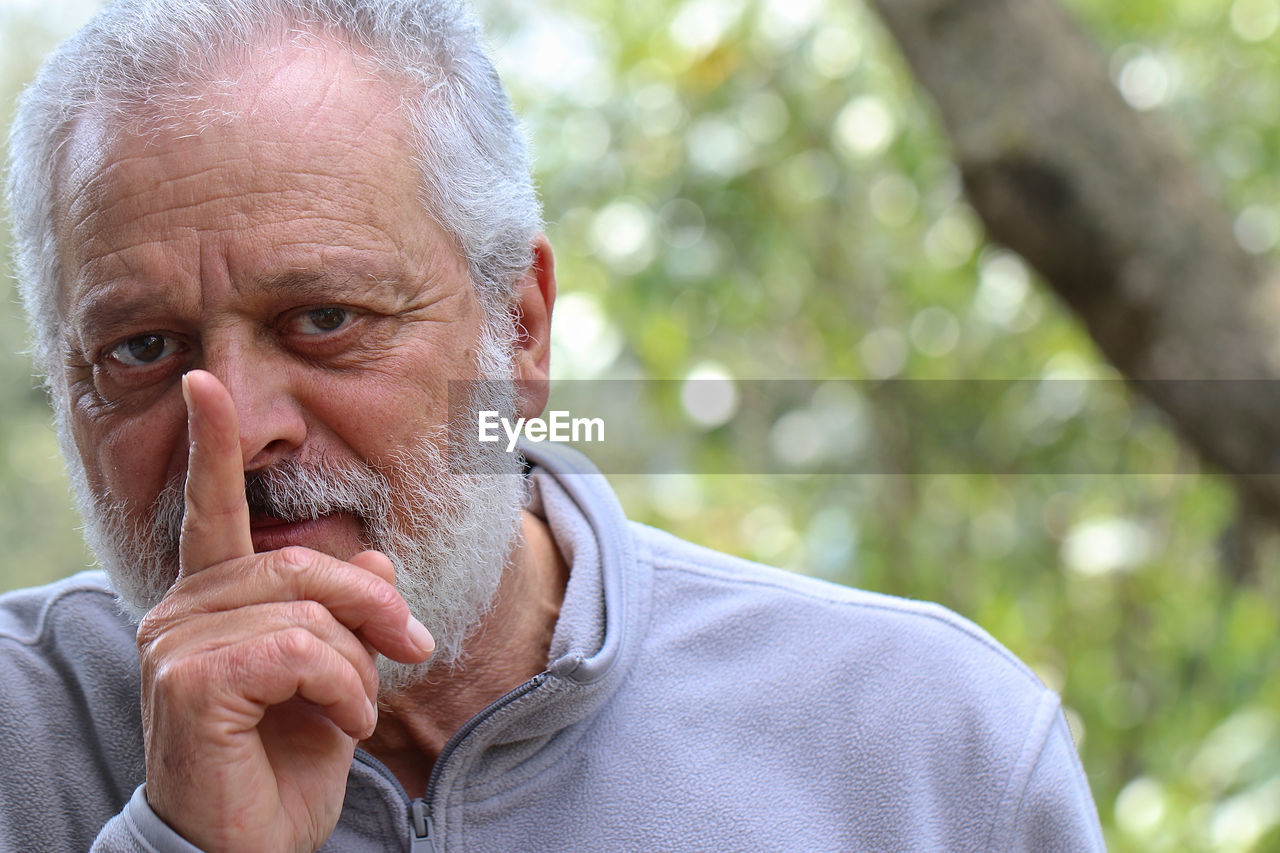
[144,452,395,557]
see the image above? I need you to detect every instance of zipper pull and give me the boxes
[410,798,437,853]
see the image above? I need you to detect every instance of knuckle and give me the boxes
[136,614,165,650]
[364,575,404,614]
[137,627,179,675]
[178,512,213,542]
[275,545,315,575]
[136,601,185,652]
[284,598,329,626]
[270,626,319,663]
[138,645,164,684]
[182,486,237,516]
[148,654,205,699]
[135,578,205,652]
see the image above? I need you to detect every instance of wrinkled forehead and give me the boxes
[50,39,424,310]
[56,34,411,184]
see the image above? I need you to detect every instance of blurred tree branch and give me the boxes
[866,0,1280,521]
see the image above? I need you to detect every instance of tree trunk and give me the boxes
[866,0,1280,515]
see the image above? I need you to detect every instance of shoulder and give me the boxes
[0,570,136,673]
[0,569,139,719]
[627,521,1063,791]
[0,569,124,641]
[631,521,1042,697]
[0,569,140,723]
[617,523,1101,848]
[0,568,139,702]
[0,572,144,845]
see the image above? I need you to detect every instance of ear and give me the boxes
[511,234,556,419]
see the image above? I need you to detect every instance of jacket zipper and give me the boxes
[409,799,436,853]
[359,672,551,853]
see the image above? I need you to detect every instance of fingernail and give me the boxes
[405,615,435,656]
[181,373,198,435]
[365,698,378,735]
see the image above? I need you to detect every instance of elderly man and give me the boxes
[0,1,1103,850]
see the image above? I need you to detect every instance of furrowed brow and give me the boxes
[67,262,415,350]
[68,285,178,349]
[251,267,405,301]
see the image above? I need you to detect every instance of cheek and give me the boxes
[298,373,449,462]
[70,397,189,506]
[296,338,476,456]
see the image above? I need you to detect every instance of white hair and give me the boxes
[4,1,541,642]
[5,0,541,384]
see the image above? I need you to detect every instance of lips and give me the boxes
[248,510,297,529]
[250,515,323,552]
[247,510,364,557]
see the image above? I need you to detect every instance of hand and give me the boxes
[136,370,434,853]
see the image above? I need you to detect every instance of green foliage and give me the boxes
[2,0,1279,849]
[0,5,99,588]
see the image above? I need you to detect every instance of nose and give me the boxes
[198,338,307,471]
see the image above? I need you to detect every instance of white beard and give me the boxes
[78,325,526,695]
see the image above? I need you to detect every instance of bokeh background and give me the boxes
[3,0,1279,849]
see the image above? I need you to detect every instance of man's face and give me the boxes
[52,44,528,671]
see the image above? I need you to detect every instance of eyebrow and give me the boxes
[68,263,412,350]
[68,281,187,351]
[250,267,406,301]
[252,269,331,300]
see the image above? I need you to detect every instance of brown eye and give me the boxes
[109,334,179,366]
[304,307,349,333]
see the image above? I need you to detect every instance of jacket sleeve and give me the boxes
[91,786,207,853]
[0,578,152,851]
[989,691,1107,851]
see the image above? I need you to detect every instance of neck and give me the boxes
[359,509,569,798]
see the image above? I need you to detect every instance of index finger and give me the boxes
[179,370,254,576]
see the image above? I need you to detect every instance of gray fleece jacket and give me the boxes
[0,443,1104,851]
